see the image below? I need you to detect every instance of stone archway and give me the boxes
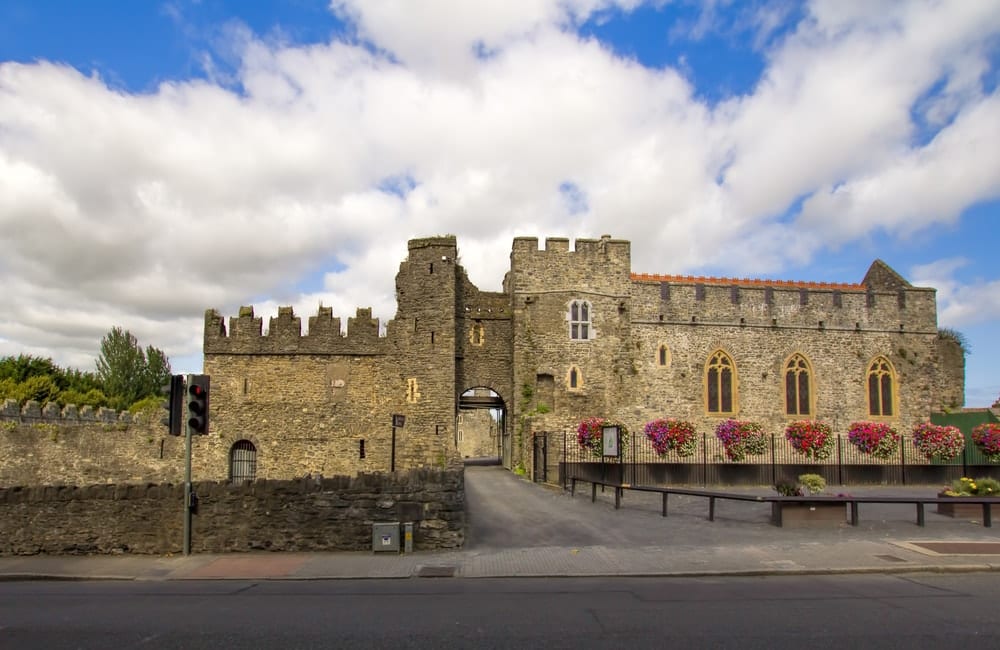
[458,387,507,465]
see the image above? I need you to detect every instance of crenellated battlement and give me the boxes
[204,305,389,356]
[0,399,136,425]
[509,235,632,295]
[630,260,938,332]
[512,234,630,257]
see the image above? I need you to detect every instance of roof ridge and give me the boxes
[631,273,865,290]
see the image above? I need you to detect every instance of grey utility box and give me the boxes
[372,522,400,553]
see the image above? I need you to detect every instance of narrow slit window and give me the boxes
[567,366,583,390]
[658,344,670,367]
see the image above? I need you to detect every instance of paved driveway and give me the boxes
[463,465,752,550]
[462,465,1000,550]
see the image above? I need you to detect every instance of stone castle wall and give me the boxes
[506,236,961,474]
[0,466,464,555]
[0,233,963,487]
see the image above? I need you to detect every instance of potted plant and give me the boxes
[784,420,834,460]
[911,422,965,462]
[714,419,767,462]
[644,418,698,458]
[937,476,1000,519]
[797,473,827,495]
[772,473,846,527]
[971,423,1000,462]
[847,421,901,460]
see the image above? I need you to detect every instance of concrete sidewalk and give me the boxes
[2,481,999,582]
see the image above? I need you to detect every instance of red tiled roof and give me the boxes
[630,273,865,291]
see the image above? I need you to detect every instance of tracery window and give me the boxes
[569,300,591,340]
[867,357,895,417]
[705,350,737,414]
[784,354,812,416]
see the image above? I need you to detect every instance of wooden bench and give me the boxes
[568,478,995,527]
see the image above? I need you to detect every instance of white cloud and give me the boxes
[911,258,1000,329]
[329,0,647,77]
[0,0,998,391]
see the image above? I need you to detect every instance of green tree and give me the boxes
[11,375,59,404]
[95,328,172,410]
[56,388,109,409]
[143,346,172,399]
[0,355,60,384]
[62,367,104,395]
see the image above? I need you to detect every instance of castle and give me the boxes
[201,235,964,481]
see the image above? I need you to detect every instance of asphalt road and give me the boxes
[3,573,998,649]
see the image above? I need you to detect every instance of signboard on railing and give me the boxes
[602,425,620,457]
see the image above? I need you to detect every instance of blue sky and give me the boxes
[0,0,998,407]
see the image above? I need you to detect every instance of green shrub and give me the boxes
[798,473,826,495]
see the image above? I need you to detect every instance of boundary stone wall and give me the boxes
[0,466,464,555]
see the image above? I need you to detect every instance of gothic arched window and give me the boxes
[785,354,813,416]
[705,350,737,414]
[867,356,896,417]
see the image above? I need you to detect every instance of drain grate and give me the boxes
[910,542,1000,555]
[416,565,457,578]
[874,554,907,563]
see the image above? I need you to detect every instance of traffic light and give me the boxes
[186,374,210,435]
[161,375,184,436]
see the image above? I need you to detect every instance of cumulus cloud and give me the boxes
[0,0,998,388]
[911,258,1000,329]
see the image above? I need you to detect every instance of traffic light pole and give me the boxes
[183,374,193,556]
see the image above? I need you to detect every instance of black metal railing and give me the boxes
[558,431,1000,488]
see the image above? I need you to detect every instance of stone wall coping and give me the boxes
[0,399,135,425]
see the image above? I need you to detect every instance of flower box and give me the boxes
[936,492,997,521]
[772,501,849,527]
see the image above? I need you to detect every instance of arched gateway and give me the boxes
[457,387,507,465]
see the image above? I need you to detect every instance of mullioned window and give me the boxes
[568,300,591,340]
[705,350,737,414]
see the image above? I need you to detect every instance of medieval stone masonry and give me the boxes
[0,234,964,485]
[197,234,963,480]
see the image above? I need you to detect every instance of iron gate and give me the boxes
[532,433,547,483]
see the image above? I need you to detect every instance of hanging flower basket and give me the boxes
[911,422,964,462]
[972,423,1000,463]
[714,419,768,461]
[847,421,901,460]
[784,420,834,460]
[576,417,629,458]
[644,418,698,458]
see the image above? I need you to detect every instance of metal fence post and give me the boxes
[837,435,844,486]
[562,429,568,490]
[900,434,907,486]
[770,433,777,486]
[701,433,708,487]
